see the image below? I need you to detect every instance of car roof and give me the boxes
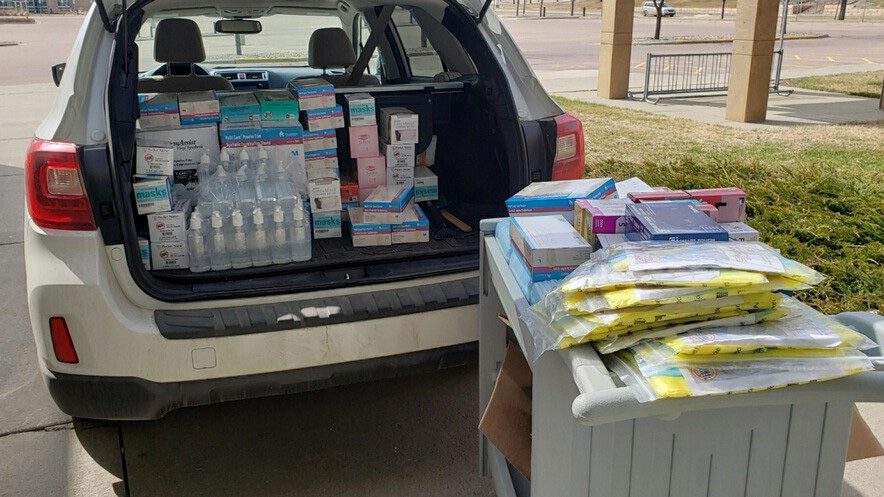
[142,0,450,17]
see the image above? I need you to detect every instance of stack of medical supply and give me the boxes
[506,178,616,222]
[524,240,874,402]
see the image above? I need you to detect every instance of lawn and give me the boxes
[558,97,884,315]
[783,71,884,99]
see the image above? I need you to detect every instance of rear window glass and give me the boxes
[391,7,445,78]
[136,14,344,69]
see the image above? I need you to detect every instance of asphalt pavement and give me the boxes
[0,12,882,497]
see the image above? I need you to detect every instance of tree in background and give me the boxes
[652,0,664,39]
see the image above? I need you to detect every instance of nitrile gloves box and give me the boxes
[382,142,414,187]
[303,129,337,152]
[313,211,342,239]
[218,93,261,123]
[147,198,192,243]
[391,203,429,244]
[349,125,379,158]
[413,167,438,202]
[138,93,180,129]
[345,93,376,126]
[305,149,339,181]
[363,185,414,224]
[719,222,759,241]
[573,199,631,242]
[348,207,391,247]
[301,105,345,131]
[288,78,336,111]
[254,90,300,121]
[133,176,174,215]
[150,241,189,270]
[135,144,174,176]
[625,202,729,242]
[379,107,419,144]
[505,178,615,222]
[686,187,747,223]
[509,215,594,282]
[177,91,220,125]
[308,178,342,212]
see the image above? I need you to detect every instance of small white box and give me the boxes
[719,222,760,242]
[308,178,342,212]
[300,105,345,131]
[379,107,419,144]
[313,211,342,239]
[510,215,594,282]
[138,93,180,129]
[303,129,338,152]
[413,167,438,202]
[363,185,413,224]
[150,241,189,270]
[382,142,415,187]
[138,238,151,270]
[348,207,392,247]
[147,198,192,243]
[391,203,429,244]
[133,176,174,215]
[288,78,336,111]
[135,144,174,176]
[177,91,220,125]
[345,93,377,127]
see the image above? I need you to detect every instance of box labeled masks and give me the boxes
[506,178,615,222]
[348,207,391,247]
[218,93,261,123]
[135,144,174,176]
[288,78,336,111]
[363,185,414,224]
[687,187,747,223]
[254,90,300,121]
[303,129,337,152]
[413,167,438,202]
[509,215,594,282]
[313,211,342,239]
[138,238,151,270]
[177,91,220,126]
[357,156,385,202]
[345,93,377,126]
[147,198,192,243]
[301,105,345,131]
[391,203,429,244]
[348,125,379,158]
[305,149,339,180]
[626,202,729,242]
[136,125,220,195]
[308,178,342,212]
[133,176,174,215]
[150,241,189,270]
[379,107,419,144]
[719,222,759,241]
[138,93,180,129]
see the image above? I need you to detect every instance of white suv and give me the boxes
[642,1,676,17]
[25,0,585,419]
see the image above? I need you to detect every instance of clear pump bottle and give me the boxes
[208,211,232,271]
[289,200,312,262]
[197,151,213,184]
[271,205,292,264]
[187,212,211,273]
[228,209,252,269]
[254,162,278,213]
[250,208,273,267]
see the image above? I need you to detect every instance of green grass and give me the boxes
[784,71,884,99]
[558,97,884,314]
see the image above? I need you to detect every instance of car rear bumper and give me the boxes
[46,343,478,420]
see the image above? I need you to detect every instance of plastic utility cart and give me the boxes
[478,218,884,497]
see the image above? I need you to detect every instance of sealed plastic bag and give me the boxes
[560,265,770,293]
[607,348,872,402]
[600,241,825,285]
[525,292,782,352]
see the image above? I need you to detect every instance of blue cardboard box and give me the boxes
[625,202,729,242]
[505,178,615,222]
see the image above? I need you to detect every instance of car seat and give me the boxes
[307,27,379,87]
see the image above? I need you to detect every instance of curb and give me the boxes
[634,33,828,46]
[0,17,35,24]
[0,41,19,46]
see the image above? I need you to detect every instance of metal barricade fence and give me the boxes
[628,49,792,103]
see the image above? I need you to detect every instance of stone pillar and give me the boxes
[597,0,634,100]
[725,0,780,123]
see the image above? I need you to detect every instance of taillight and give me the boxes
[25,138,96,231]
[551,113,585,180]
[49,317,79,364]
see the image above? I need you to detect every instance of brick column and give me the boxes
[725,0,780,123]
[598,0,634,100]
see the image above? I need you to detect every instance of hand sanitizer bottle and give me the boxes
[198,150,213,183]
[234,164,257,218]
[209,211,232,271]
[211,166,235,218]
[187,212,211,273]
[271,205,292,264]
[228,209,252,269]
[254,162,278,213]
[289,199,312,262]
[251,208,273,267]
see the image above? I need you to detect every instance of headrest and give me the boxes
[154,18,206,64]
[308,27,357,69]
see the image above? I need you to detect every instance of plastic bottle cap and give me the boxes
[292,204,304,220]
[258,146,269,160]
[216,166,227,178]
[253,208,264,225]
[200,151,211,164]
[220,147,230,162]
[190,212,202,230]
[236,165,249,178]
[211,211,223,228]
[239,149,250,161]
[273,206,285,223]
[232,209,243,227]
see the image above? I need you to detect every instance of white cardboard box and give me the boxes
[313,211,342,239]
[308,178,342,212]
[382,142,415,187]
[413,167,438,202]
[150,241,189,270]
[345,93,377,127]
[147,199,192,243]
[178,91,220,125]
[719,222,760,241]
[135,144,174,176]
[135,125,220,195]
[133,176,174,215]
[509,215,593,282]
[379,107,419,144]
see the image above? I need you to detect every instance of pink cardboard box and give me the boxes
[357,156,386,202]
[628,190,691,203]
[349,125,379,159]
[695,202,720,222]
[687,188,746,223]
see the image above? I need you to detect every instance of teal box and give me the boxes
[133,176,174,215]
[138,238,151,270]
[218,93,261,123]
[254,90,300,121]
